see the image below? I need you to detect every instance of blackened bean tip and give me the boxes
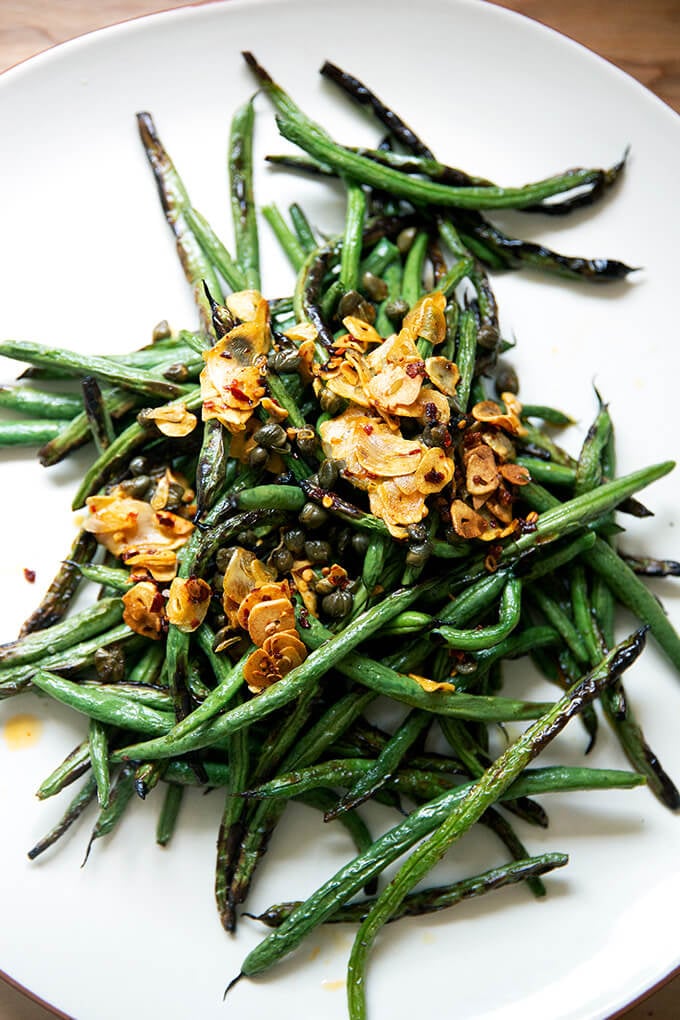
[223,972,245,1000]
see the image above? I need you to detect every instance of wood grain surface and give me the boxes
[0,2,678,1019]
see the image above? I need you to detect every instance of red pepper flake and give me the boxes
[362,424,374,435]
[228,381,253,405]
[150,591,165,613]
[405,361,426,378]
[23,568,36,584]
[424,469,444,484]
[424,402,438,422]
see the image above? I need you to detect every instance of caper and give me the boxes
[164,481,185,511]
[319,389,344,415]
[337,289,363,318]
[215,547,235,572]
[212,572,224,593]
[495,362,519,396]
[405,541,432,568]
[271,546,295,573]
[317,458,339,490]
[296,428,318,458]
[118,475,151,499]
[361,271,388,302]
[283,528,306,555]
[338,289,376,325]
[212,613,227,630]
[477,324,500,351]
[94,645,126,683]
[305,539,332,564]
[162,362,190,383]
[384,298,410,325]
[235,529,258,547]
[253,423,288,450]
[212,626,236,653]
[335,527,352,559]
[396,227,417,254]
[129,456,149,476]
[351,532,370,556]
[269,349,301,373]
[248,445,270,469]
[152,319,172,342]
[314,577,336,596]
[213,305,235,334]
[407,523,428,544]
[322,589,353,618]
[422,423,450,448]
[299,503,329,530]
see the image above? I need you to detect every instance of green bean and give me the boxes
[574,398,611,496]
[124,645,164,689]
[362,239,401,282]
[457,210,634,282]
[325,710,430,820]
[569,565,603,665]
[216,701,251,931]
[70,564,132,592]
[156,783,185,847]
[283,690,376,774]
[39,388,141,467]
[88,719,111,808]
[521,404,575,426]
[0,385,82,420]
[480,807,547,898]
[434,255,474,299]
[344,631,646,1018]
[36,740,91,800]
[81,376,115,453]
[183,206,247,292]
[27,775,98,860]
[0,596,123,667]
[31,669,175,734]
[0,420,72,445]
[262,204,306,271]
[515,457,576,487]
[267,92,613,211]
[70,386,202,508]
[19,530,97,636]
[526,585,589,665]
[299,614,553,722]
[507,461,674,562]
[233,485,305,513]
[0,339,187,402]
[235,632,644,990]
[455,309,477,410]
[230,98,260,291]
[137,112,224,303]
[339,184,367,294]
[435,578,522,650]
[0,623,138,699]
[471,625,560,673]
[288,203,317,253]
[517,531,596,583]
[401,230,428,307]
[112,584,429,763]
[247,852,569,927]
[83,765,136,865]
[621,554,680,577]
[82,683,173,712]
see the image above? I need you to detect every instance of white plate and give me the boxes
[1,1,679,1018]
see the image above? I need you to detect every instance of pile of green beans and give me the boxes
[1,53,679,1020]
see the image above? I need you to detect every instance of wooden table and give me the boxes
[0,2,678,1019]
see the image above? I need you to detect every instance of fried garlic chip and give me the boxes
[122,581,165,640]
[142,402,197,438]
[166,576,212,633]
